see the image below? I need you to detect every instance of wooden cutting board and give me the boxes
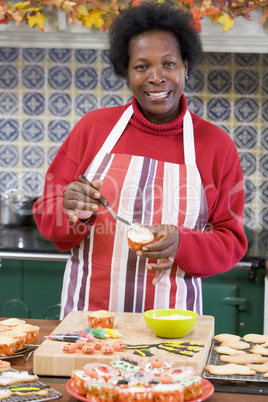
[33,311,214,377]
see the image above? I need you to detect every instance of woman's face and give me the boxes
[125,30,188,124]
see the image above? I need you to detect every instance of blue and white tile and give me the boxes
[0,172,17,193]
[22,65,44,89]
[101,50,110,64]
[234,70,258,94]
[48,93,72,116]
[0,119,19,141]
[22,48,46,63]
[0,92,18,115]
[75,94,97,116]
[186,96,204,117]
[75,49,97,64]
[262,71,268,94]
[100,95,124,108]
[234,125,257,149]
[48,120,70,142]
[184,70,204,93]
[260,180,268,203]
[23,92,45,116]
[0,145,19,167]
[260,154,268,177]
[206,53,231,66]
[207,70,231,93]
[262,99,268,121]
[22,146,44,168]
[207,97,230,121]
[261,207,268,230]
[244,179,256,203]
[48,66,72,90]
[235,53,259,67]
[0,65,18,89]
[101,68,124,91]
[261,127,268,150]
[48,146,60,164]
[75,67,97,90]
[234,98,259,122]
[243,206,256,228]
[239,152,256,176]
[0,48,19,63]
[48,49,72,63]
[22,172,45,196]
[22,119,44,142]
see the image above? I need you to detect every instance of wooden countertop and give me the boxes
[2,317,267,401]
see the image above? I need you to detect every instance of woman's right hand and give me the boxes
[64,175,103,223]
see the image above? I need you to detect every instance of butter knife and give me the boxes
[78,175,131,226]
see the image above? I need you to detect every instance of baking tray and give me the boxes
[203,340,268,394]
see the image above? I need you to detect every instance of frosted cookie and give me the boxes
[246,361,268,373]
[0,370,39,386]
[221,341,250,350]
[110,356,141,375]
[250,345,268,356]
[243,334,268,344]
[205,363,256,376]
[214,334,241,343]
[9,383,50,396]
[83,363,119,381]
[214,345,246,356]
[220,353,268,365]
[0,389,12,400]
[140,356,173,376]
[0,326,8,333]
[0,361,10,372]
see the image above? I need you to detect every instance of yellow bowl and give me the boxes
[143,309,198,339]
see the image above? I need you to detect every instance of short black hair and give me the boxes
[109,0,203,78]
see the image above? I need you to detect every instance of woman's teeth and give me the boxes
[147,91,169,99]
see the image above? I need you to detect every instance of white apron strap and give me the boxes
[88,105,133,175]
[183,110,196,165]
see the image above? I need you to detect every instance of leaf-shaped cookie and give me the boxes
[220,353,268,365]
[243,334,268,344]
[205,363,256,376]
[214,346,246,356]
[250,345,268,356]
[246,361,268,373]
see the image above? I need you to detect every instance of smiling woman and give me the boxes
[33,0,247,319]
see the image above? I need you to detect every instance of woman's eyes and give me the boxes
[134,61,176,71]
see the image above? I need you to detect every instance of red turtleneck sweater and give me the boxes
[34,95,247,278]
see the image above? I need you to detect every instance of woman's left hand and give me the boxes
[136,224,179,283]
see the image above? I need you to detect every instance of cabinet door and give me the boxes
[22,260,65,319]
[0,259,29,318]
[202,267,264,336]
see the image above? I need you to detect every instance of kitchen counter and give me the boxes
[3,317,267,401]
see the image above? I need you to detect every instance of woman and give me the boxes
[34,1,247,319]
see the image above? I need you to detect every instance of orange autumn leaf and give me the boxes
[27,11,47,31]
[42,0,65,10]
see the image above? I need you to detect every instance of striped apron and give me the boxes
[60,106,208,319]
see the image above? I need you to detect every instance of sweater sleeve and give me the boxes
[33,123,91,252]
[176,135,247,278]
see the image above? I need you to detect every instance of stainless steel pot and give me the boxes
[0,188,37,226]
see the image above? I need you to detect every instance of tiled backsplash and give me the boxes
[0,48,267,230]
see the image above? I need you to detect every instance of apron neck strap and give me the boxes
[183,110,196,165]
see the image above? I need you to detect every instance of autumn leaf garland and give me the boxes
[0,0,267,32]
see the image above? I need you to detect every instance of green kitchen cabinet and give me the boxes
[202,266,265,336]
[0,258,65,319]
